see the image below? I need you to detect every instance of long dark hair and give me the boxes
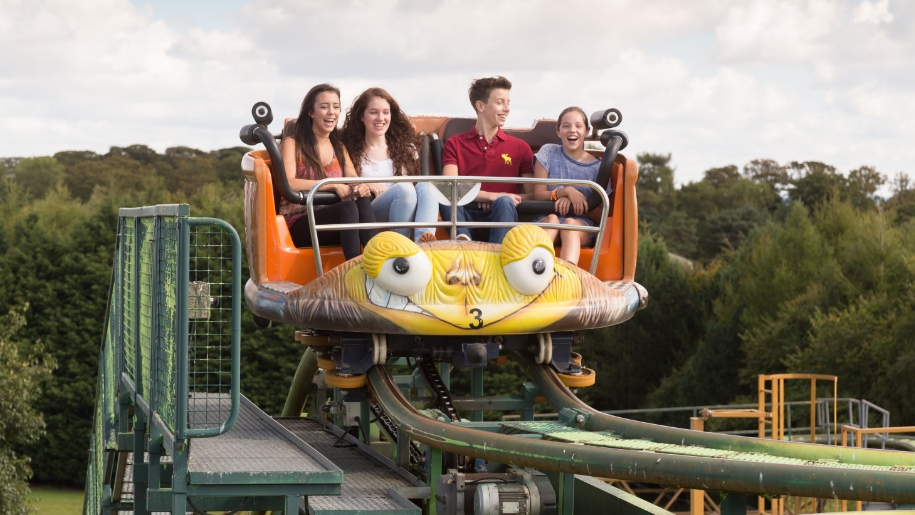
[293,84,346,180]
[342,87,420,177]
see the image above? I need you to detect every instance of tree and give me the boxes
[700,206,767,259]
[845,165,885,211]
[0,306,55,515]
[657,211,698,258]
[637,153,675,197]
[743,159,788,212]
[787,161,842,208]
[582,232,706,411]
[12,157,65,199]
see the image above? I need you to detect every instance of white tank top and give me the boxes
[361,156,396,188]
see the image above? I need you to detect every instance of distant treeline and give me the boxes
[0,145,913,488]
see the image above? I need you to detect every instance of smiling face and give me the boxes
[476,88,511,128]
[310,91,341,135]
[557,110,589,153]
[287,226,643,335]
[362,96,391,139]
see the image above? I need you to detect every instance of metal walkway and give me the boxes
[278,417,425,514]
[187,395,342,486]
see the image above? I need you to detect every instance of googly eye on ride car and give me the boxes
[373,252,432,296]
[503,246,554,295]
[363,232,432,296]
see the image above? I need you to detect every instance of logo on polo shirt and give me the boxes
[501,153,512,165]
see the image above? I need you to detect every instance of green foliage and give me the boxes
[581,232,706,411]
[0,146,268,487]
[700,205,767,259]
[656,211,697,257]
[0,306,56,515]
[11,157,65,200]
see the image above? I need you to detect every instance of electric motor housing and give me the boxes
[436,468,557,515]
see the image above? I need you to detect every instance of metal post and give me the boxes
[360,401,371,444]
[471,368,484,422]
[771,378,779,441]
[810,378,816,443]
[176,217,190,440]
[133,410,149,515]
[450,178,457,240]
[133,216,143,401]
[558,472,575,515]
[690,417,705,515]
[719,493,747,515]
[148,421,162,494]
[438,362,450,390]
[285,495,299,514]
[427,447,443,515]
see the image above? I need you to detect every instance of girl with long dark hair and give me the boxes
[342,87,438,243]
[279,84,377,259]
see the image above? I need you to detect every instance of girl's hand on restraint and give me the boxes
[367,183,387,197]
[555,197,571,216]
[351,183,371,198]
[331,183,353,201]
[563,187,588,216]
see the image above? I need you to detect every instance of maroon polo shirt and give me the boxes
[442,126,534,194]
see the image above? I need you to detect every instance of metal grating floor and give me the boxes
[279,418,419,513]
[188,396,334,478]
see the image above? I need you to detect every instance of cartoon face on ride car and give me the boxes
[289,225,640,335]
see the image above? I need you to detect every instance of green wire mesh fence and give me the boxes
[84,206,241,514]
[186,219,239,433]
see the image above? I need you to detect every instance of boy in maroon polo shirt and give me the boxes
[440,76,534,243]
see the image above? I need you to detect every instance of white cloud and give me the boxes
[715,0,840,63]
[0,0,912,189]
[852,0,893,24]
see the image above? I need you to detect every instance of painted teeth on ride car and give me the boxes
[365,276,425,314]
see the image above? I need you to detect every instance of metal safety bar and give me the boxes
[304,175,612,276]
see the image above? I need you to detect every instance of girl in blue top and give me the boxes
[532,107,607,266]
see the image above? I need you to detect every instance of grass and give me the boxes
[28,486,84,515]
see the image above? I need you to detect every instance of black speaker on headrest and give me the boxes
[590,108,622,130]
[252,102,273,126]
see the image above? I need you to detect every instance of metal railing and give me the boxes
[304,175,612,276]
[111,205,242,440]
[502,398,891,440]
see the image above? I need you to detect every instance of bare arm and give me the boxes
[342,148,370,198]
[280,137,353,199]
[532,160,551,200]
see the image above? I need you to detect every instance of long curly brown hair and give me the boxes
[293,84,346,180]
[342,87,420,177]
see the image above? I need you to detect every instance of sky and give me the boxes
[1,0,913,186]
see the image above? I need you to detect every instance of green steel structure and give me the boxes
[86,205,915,515]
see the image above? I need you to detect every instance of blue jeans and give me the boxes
[372,182,440,242]
[439,195,518,243]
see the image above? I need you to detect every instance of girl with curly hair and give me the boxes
[342,87,438,243]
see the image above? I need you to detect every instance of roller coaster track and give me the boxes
[368,352,915,505]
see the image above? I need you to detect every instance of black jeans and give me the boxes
[288,197,377,259]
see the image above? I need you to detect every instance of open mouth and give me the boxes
[363,270,558,330]
[365,275,429,315]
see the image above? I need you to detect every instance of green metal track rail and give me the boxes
[368,361,915,504]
